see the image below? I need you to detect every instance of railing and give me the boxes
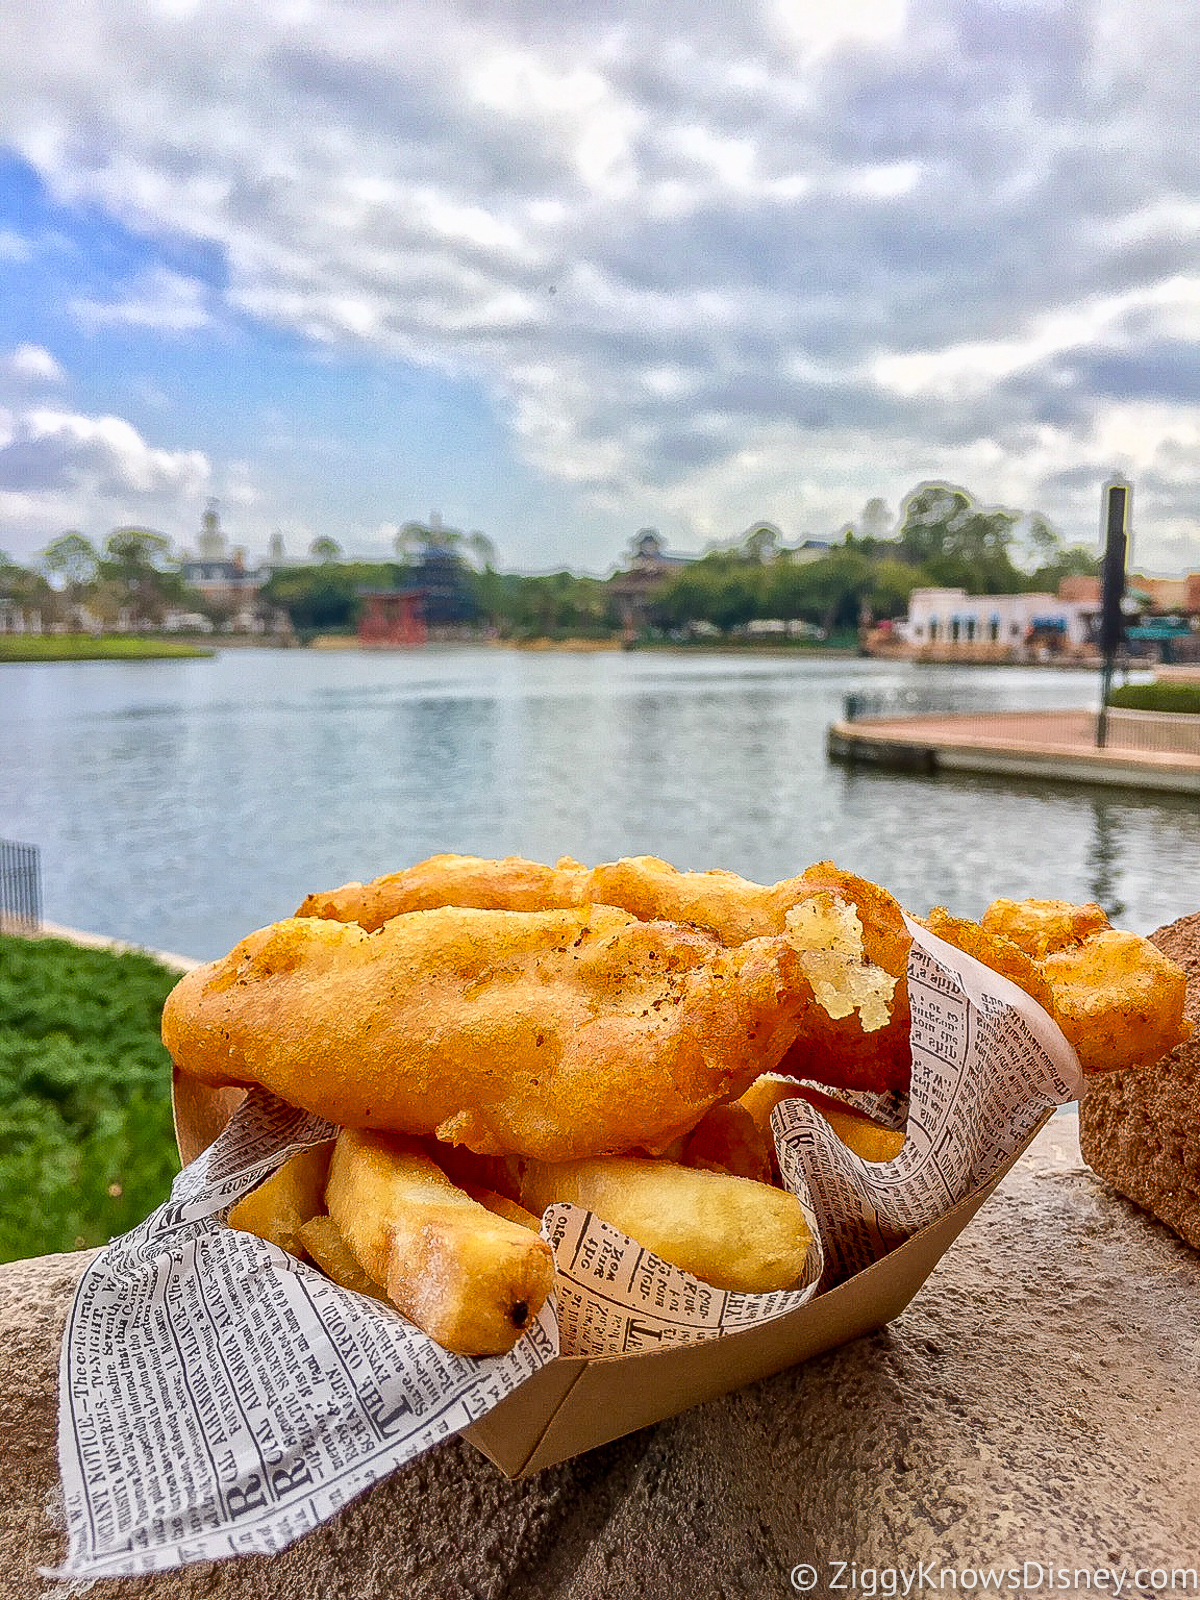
[843,689,991,721]
[1103,707,1200,756]
[841,696,1200,758]
[0,839,42,934]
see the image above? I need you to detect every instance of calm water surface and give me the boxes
[3,647,1197,960]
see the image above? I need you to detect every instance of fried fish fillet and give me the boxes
[295,854,1192,1087]
[296,854,584,926]
[299,852,901,950]
[297,853,914,1092]
[163,898,894,1162]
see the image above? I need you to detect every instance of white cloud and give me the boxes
[1,0,1200,569]
[0,408,208,499]
[71,265,214,333]
[770,0,908,57]
[0,405,211,551]
[873,278,1200,399]
[2,344,66,386]
[0,228,32,261]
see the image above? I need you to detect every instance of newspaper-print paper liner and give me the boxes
[49,1093,558,1578]
[775,917,1085,1287]
[51,918,1084,1578]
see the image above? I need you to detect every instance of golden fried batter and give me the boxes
[298,853,914,1092]
[163,898,894,1162]
[922,908,1058,1015]
[292,853,1192,1090]
[296,854,585,925]
[1039,927,1193,1073]
[926,906,1193,1074]
[775,863,913,1091]
[980,898,1111,959]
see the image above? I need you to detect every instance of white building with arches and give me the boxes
[895,587,1098,658]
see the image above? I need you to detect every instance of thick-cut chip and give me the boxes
[325,1128,555,1356]
[737,1076,906,1164]
[461,1186,543,1232]
[226,1143,333,1257]
[162,898,893,1162]
[517,1155,813,1293]
[297,1214,391,1303]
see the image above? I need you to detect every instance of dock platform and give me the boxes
[828,707,1200,793]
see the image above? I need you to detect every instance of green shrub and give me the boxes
[0,937,183,1261]
[1108,681,1200,714]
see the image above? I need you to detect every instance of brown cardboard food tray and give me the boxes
[173,1068,1049,1480]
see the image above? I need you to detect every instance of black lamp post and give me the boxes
[1096,476,1130,749]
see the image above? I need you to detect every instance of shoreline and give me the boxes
[0,628,1173,670]
[12,920,202,974]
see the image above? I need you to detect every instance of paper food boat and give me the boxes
[52,922,1082,1579]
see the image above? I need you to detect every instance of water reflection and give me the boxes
[1087,799,1127,921]
[2,649,1196,958]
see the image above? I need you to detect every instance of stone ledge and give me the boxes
[5,1111,1200,1599]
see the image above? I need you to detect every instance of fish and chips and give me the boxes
[161,896,894,1162]
[173,851,1192,1356]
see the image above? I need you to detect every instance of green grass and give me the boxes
[0,634,214,662]
[1108,681,1200,714]
[0,935,183,1261]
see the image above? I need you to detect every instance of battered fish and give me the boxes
[298,853,915,1092]
[927,905,1193,1074]
[163,898,894,1163]
[294,854,1193,1087]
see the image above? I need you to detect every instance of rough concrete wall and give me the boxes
[4,1112,1199,1600]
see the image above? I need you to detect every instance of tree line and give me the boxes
[0,528,204,630]
[0,484,1101,641]
[652,486,1099,638]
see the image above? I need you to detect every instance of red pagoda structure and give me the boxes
[358,589,426,648]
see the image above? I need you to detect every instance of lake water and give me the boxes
[3,647,1198,961]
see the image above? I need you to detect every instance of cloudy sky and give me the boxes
[2,0,1199,575]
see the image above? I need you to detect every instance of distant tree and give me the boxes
[310,536,343,563]
[655,552,765,632]
[393,518,494,567]
[1017,513,1102,590]
[100,527,182,623]
[476,570,612,638]
[859,497,894,543]
[741,523,780,564]
[394,522,427,560]
[105,526,173,574]
[39,531,100,598]
[1024,513,1062,568]
[897,483,1022,592]
[865,558,921,618]
[0,552,49,608]
[262,560,402,634]
[464,530,496,570]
